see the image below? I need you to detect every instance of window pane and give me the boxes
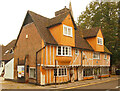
[59,69,61,76]
[69,47,71,55]
[62,68,64,75]
[58,46,61,55]
[68,28,71,36]
[64,27,67,35]
[66,47,68,55]
[30,68,36,78]
[63,47,65,55]
[65,68,67,75]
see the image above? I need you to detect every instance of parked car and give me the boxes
[116,69,120,75]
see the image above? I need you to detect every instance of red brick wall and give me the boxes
[14,23,43,84]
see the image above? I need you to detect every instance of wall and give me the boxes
[0,61,4,76]
[14,22,43,83]
[86,29,104,52]
[4,58,14,79]
[49,14,75,47]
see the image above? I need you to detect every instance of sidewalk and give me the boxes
[1,75,119,89]
[46,75,119,89]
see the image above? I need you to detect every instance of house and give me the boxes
[0,39,16,80]
[14,6,111,85]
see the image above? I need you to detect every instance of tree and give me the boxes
[77,1,119,65]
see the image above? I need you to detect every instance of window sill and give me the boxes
[56,55,72,57]
[63,34,73,38]
[97,43,103,45]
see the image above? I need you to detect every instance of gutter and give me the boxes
[36,46,46,85]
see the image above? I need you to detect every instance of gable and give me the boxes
[15,11,58,48]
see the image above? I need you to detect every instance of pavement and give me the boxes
[0,75,119,90]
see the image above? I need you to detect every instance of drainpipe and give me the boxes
[81,50,83,67]
[36,46,45,85]
[81,50,83,80]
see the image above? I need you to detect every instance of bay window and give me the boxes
[57,46,72,56]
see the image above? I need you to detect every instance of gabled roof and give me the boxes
[75,30,93,51]
[82,27,100,39]
[28,11,58,45]
[46,12,69,28]
[0,39,16,61]
[15,9,77,46]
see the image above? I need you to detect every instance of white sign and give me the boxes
[17,66,24,78]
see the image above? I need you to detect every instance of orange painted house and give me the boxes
[14,6,111,85]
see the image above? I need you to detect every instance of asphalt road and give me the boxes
[0,76,120,91]
[75,79,119,89]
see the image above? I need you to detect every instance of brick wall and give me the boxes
[14,22,43,84]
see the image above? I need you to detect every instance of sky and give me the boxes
[0,0,92,46]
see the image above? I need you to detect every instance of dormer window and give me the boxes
[97,37,103,45]
[63,25,72,37]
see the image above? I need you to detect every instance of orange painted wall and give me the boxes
[86,29,104,52]
[49,14,75,47]
[96,29,104,52]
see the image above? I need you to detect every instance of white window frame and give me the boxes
[93,52,100,59]
[75,49,79,55]
[63,24,72,37]
[54,68,67,77]
[29,67,36,79]
[56,46,72,56]
[97,37,103,45]
[104,53,107,59]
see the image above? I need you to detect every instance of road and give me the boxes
[75,79,119,89]
[0,76,119,91]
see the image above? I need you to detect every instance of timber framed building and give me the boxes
[14,7,111,85]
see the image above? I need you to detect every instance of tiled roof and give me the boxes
[0,39,16,61]
[28,11,58,45]
[46,12,69,28]
[15,9,111,54]
[104,46,112,54]
[82,27,100,39]
[75,30,93,50]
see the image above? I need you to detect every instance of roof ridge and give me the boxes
[28,10,50,20]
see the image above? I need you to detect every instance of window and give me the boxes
[54,68,67,76]
[93,52,100,59]
[101,67,109,74]
[57,46,72,56]
[104,54,107,59]
[29,68,36,79]
[75,49,79,55]
[10,48,14,54]
[83,68,93,76]
[97,37,103,45]
[63,25,72,37]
